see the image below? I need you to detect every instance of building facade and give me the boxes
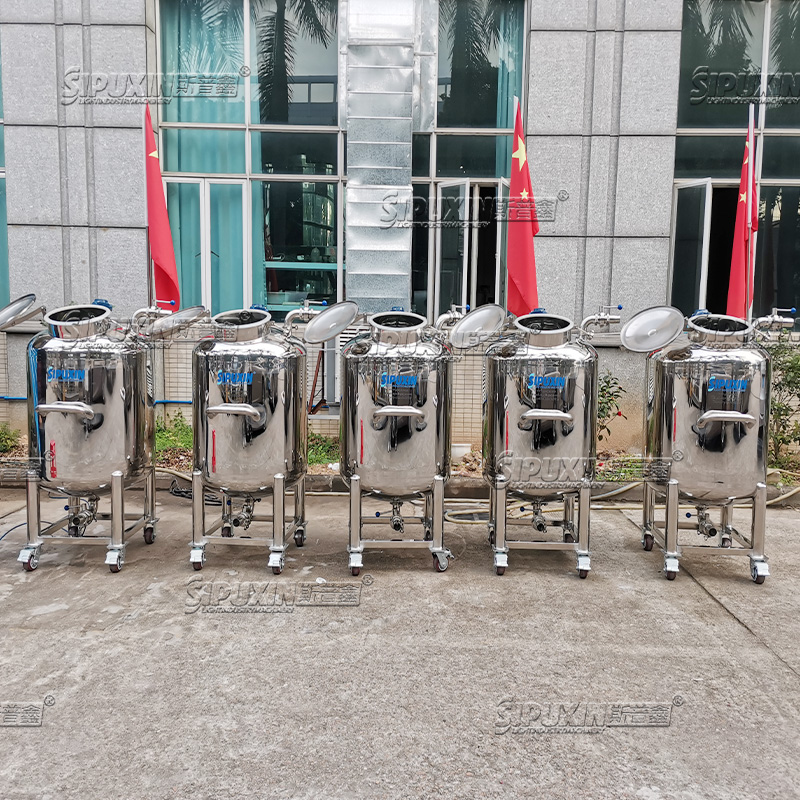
[0,0,798,445]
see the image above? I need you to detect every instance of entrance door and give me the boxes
[434,179,509,317]
[164,178,248,314]
[670,180,740,316]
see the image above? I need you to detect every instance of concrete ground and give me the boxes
[0,487,798,800]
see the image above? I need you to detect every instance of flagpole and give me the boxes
[745,102,754,321]
[143,103,154,309]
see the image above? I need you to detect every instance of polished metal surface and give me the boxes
[27,305,151,495]
[340,311,452,496]
[483,314,598,498]
[644,314,769,503]
[193,309,307,495]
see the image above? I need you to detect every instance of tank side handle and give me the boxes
[206,403,262,421]
[696,410,756,429]
[36,402,95,420]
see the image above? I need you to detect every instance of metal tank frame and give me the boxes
[484,307,620,577]
[340,311,455,575]
[11,302,158,574]
[189,306,314,575]
[636,309,794,584]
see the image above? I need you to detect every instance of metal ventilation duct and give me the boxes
[344,0,415,312]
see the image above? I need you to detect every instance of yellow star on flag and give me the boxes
[149,149,159,158]
[520,188,529,199]
[740,191,747,203]
[512,135,527,171]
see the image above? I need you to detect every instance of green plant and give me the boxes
[155,412,193,452]
[308,432,339,465]
[0,423,21,454]
[597,370,627,443]
[764,335,800,470]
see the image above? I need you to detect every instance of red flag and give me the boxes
[726,106,758,319]
[144,105,180,310]
[506,99,539,317]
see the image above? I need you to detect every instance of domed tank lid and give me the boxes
[687,313,753,346]
[449,304,506,349]
[369,311,427,345]
[212,308,271,342]
[303,301,359,344]
[148,305,208,340]
[0,294,39,331]
[44,304,111,340]
[513,313,574,347]
[620,305,685,352]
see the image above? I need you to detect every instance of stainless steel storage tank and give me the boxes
[483,308,618,576]
[308,306,454,574]
[2,298,161,573]
[621,307,786,583]
[190,307,308,574]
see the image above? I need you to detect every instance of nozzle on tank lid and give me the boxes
[92,298,113,311]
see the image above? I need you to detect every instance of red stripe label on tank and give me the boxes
[212,430,216,473]
[505,411,509,451]
[360,420,364,465]
[49,441,57,478]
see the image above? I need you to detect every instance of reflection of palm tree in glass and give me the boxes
[252,0,337,124]
[439,0,495,127]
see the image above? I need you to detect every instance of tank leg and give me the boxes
[348,475,363,575]
[431,475,451,572]
[423,491,433,540]
[190,469,206,570]
[488,486,496,545]
[143,466,156,544]
[563,492,576,543]
[576,481,591,578]
[18,472,42,571]
[268,473,286,574]
[493,480,508,575]
[720,502,732,547]
[642,482,655,551]
[105,470,125,572]
[293,478,306,547]
[749,483,769,584]
[663,479,680,580]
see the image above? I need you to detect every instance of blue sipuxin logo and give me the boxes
[217,371,254,385]
[527,374,566,389]
[708,376,748,392]
[46,367,85,382]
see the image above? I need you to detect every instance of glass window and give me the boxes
[251,131,337,175]
[210,183,244,314]
[766,0,800,127]
[0,179,8,307]
[162,128,246,173]
[412,134,431,177]
[411,193,430,316]
[677,0,765,128]
[436,135,511,178]
[249,0,338,126]
[437,0,524,128]
[754,186,800,316]
[761,136,800,179]
[166,182,202,308]
[674,135,750,178]
[252,181,337,311]
[160,0,246,124]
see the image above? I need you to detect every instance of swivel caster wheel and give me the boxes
[192,561,203,571]
[642,533,654,552]
[294,528,306,548]
[665,570,677,581]
[423,527,432,542]
[350,566,361,577]
[488,527,495,546]
[750,561,768,584]
[578,569,588,579]
[433,554,449,573]
[109,555,123,574]
[143,525,156,545]
[721,536,732,549]
[68,525,80,538]
[564,532,575,544]
[495,565,506,576]
[22,552,39,572]
[221,525,233,538]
